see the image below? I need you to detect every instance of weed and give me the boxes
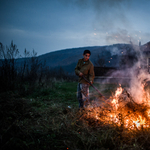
[1,82,150,150]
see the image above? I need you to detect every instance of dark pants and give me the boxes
[77,83,89,108]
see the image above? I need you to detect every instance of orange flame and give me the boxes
[83,84,150,130]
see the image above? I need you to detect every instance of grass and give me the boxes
[1,81,150,150]
[28,82,78,106]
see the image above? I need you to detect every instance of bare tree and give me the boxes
[119,46,138,69]
[94,52,105,67]
[0,41,19,91]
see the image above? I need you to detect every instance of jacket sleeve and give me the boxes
[75,60,81,76]
[89,64,95,82]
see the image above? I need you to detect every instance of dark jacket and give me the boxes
[75,58,95,84]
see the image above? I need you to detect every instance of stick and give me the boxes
[82,75,107,100]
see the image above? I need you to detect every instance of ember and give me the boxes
[80,84,150,130]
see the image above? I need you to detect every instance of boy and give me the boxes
[75,50,95,108]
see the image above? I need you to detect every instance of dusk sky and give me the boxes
[0,0,150,56]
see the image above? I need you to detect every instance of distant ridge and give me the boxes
[35,42,150,73]
[38,46,102,67]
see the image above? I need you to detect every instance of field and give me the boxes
[1,81,150,150]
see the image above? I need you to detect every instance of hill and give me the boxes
[37,43,134,73]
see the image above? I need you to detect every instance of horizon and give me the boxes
[1,0,150,56]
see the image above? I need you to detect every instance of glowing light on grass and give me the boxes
[82,84,150,130]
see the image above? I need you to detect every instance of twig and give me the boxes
[82,75,107,100]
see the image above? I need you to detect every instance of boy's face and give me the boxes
[83,53,90,61]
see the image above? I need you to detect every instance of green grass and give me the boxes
[23,82,79,111]
[90,83,119,95]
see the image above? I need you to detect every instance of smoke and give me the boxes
[60,0,130,27]
[129,67,150,104]
[110,47,119,55]
[106,29,136,44]
[58,0,150,104]
[109,44,150,104]
[58,0,139,45]
[72,0,150,104]
[57,0,150,46]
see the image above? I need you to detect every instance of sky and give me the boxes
[0,0,150,56]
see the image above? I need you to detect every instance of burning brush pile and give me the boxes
[80,83,150,131]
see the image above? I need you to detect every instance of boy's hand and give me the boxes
[79,72,83,77]
[87,81,92,86]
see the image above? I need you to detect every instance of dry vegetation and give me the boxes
[1,81,150,150]
[1,42,150,150]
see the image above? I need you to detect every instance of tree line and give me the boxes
[0,41,140,94]
[0,41,76,94]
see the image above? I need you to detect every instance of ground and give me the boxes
[1,81,150,150]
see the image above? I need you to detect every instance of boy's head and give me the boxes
[83,50,91,55]
[83,50,91,61]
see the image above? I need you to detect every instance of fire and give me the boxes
[147,109,150,117]
[133,116,145,128]
[111,85,123,110]
[81,84,150,130]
